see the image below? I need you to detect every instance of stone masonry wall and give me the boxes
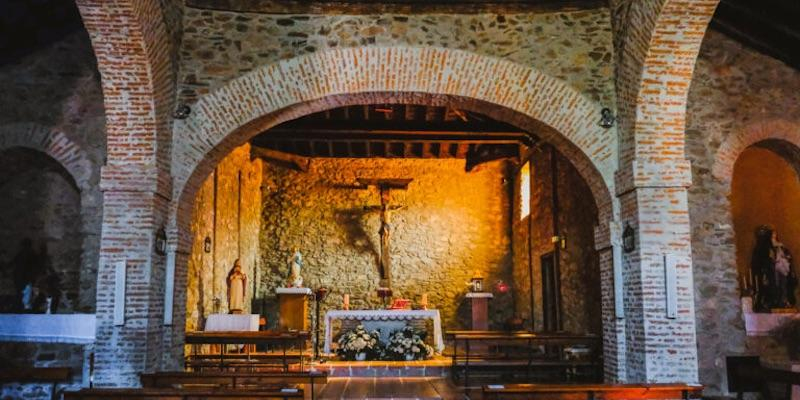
[512,147,601,334]
[186,144,263,331]
[257,158,514,333]
[687,29,800,395]
[178,7,615,107]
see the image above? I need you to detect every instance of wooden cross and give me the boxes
[356,178,413,288]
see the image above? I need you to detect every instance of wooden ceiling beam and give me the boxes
[251,146,310,172]
[186,0,607,15]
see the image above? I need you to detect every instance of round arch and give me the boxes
[713,120,800,185]
[0,123,93,191]
[171,47,618,245]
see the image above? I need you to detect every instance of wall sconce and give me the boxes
[203,236,212,253]
[599,107,616,129]
[622,223,636,253]
[155,227,167,256]
[173,104,191,119]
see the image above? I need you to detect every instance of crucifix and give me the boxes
[356,178,413,288]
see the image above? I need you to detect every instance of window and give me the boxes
[520,161,530,219]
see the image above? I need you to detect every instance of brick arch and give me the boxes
[615,0,720,166]
[171,47,618,247]
[713,119,800,184]
[0,123,93,191]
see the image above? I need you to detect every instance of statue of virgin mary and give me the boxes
[226,259,247,314]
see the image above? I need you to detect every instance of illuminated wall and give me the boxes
[732,146,800,298]
[257,158,514,331]
[185,144,263,331]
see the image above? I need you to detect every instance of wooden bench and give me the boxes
[0,367,72,400]
[481,383,704,400]
[185,354,307,372]
[63,386,304,399]
[447,331,602,387]
[140,371,327,400]
[727,356,800,400]
[185,331,309,372]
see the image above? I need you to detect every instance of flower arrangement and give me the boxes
[335,324,381,361]
[383,326,434,361]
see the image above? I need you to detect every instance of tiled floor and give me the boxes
[315,377,471,400]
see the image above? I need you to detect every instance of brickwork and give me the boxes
[687,30,800,395]
[75,0,180,386]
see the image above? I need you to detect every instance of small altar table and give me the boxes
[323,309,444,354]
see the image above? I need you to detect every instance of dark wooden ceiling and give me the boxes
[711,0,800,70]
[250,104,534,172]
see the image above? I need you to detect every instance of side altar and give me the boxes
[323,309,444,354]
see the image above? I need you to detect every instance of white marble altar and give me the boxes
[323,309,444,354]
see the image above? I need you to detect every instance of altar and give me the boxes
[323,309,444,354]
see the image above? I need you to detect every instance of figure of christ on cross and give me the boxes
[357,178,413,288]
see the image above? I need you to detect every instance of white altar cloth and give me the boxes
[204,314,259,331]
[0,314,96,344]
[323,309,444,354]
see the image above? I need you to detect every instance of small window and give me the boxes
[520,161,531,219]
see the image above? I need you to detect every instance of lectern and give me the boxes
[276,287,312,331]
[465,292,493,330]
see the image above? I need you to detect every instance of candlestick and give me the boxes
[343,294,350,310]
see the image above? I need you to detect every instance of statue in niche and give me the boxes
[286,248,304,288]
[226,259,247,314]
[751,226,798,312]
[11,238,45,312]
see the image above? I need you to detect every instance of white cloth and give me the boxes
[323,309,444,354]
[204,314,259,331]
[0,314,96,344]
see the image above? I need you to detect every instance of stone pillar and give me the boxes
[615,158,699,383]
[92,166,172,386]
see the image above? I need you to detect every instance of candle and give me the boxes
[343,294,350,310]
[420,293,428,310]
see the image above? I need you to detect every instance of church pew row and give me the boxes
[481,383,704,400]
[63,387,304,400]
[141,371,327,400]
[726,356,800,400]
[446,331,602,386]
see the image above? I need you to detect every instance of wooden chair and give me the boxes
[481,383,704,400]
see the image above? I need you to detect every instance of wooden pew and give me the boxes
[140,371,327,400]
[63,387,304,399]
[481,383,704,400]
[447,331,602,387]
[0,367,72,400]
[727,356,800,400]
[185,331,309,372]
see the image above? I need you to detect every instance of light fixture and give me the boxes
[470,276,484,293]
[622,223,635,253]
[203,236,212,253]
[155,227,167,256]
[599,107,616,129]
[173,104,191,119]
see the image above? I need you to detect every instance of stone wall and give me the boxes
[512,147,602,334]
[687,29,800,395]
[178,7,615,106]
[186,144,262,331]
[257,158,514,332]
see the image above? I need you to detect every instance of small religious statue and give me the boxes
[750,226,798,312]
[287,248,304,288]
[226,259,247,314]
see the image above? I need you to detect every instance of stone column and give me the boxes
[615,158,699,383]
[92,166,172,386]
